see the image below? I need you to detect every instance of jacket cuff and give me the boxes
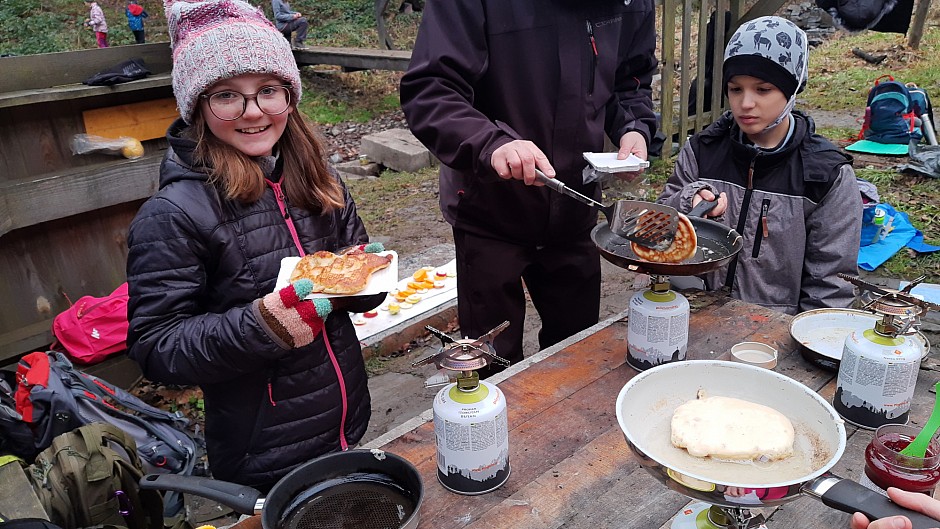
[252,299,292,350]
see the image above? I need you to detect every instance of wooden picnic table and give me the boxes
[366,290,940,529]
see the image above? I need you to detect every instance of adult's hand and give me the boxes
[850,488,940,529]
[490,140,554,186]
[692,188,728,217]
[613,131,649,182]
[293,12,302,18]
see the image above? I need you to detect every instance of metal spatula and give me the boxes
[534,169,679,250]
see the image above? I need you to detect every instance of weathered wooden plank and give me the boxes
[736,0,788,26]
[0,43,173,94]
[0,155,160,236]
[695,6,710,133]
[678,0,693,147]
[0,203,139,364]
[0,74,174,110]
[660,0,677,153]
[711,0,728,118]
[293,46,412,71]
[82,98,179,141]
[0,461,48,520]
[908,0,933,49]
[0,320,54,366]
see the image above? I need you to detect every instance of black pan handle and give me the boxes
[688,198,719,218]
[805,476,939,529]
[140,473,262,515]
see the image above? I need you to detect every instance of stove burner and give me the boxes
[838,273,940,337]
[412,322,511,374]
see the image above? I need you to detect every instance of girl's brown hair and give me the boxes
[189,109,344,213]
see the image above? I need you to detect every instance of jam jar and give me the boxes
[862,423,940,495]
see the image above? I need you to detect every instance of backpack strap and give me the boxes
[78,424,115,482]
[874,74,895,85]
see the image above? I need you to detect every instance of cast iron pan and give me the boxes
[140,449,422,529]
[591,200,743,276]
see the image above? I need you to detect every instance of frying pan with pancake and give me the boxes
[592,199,743,276]
[616,360,939,527]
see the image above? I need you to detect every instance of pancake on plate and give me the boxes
[290,250,393,295]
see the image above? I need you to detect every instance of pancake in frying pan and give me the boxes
[631,212,697,263]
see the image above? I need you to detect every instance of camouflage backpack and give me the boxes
[27,422,164,529]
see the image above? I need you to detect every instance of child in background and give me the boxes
[656,16,861,315]
[126,0,383,490]
[83,0,109,48]
[126,2,148,44]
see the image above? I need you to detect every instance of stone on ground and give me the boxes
[360,128,438,173]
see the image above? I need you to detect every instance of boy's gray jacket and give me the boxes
[659,111,861,315]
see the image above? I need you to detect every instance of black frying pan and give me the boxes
[140,449,422,529]
[592,200,743,276]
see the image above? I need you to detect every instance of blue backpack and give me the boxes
[906,82,935,132]
[859,75,922,145]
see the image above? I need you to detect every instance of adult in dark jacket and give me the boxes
[400,0,658,371]
[127,0,380,490]
[657,16,861,315]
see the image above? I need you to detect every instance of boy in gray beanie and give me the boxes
[656,15,862,315]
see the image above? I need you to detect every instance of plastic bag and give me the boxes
[70,134,144,159]
[898,141,940,179]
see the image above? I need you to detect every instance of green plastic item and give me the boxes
[845,139,910,156]
[900,382,940,458]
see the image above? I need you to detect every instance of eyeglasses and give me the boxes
[200,85,292,121]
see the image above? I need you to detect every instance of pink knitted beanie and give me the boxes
[164,0,302,123]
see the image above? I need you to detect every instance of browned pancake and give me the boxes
[631,212,697,263]
[290,251,393,295]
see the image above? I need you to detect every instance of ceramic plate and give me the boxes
[789,308,930,365]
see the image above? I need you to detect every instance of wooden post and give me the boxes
[908,0,932,49]
[660,0,677,156]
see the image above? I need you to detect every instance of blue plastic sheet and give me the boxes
[858,203,940,271]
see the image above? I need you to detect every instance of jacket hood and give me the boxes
[160,118,209,189]
[699,110,850,184]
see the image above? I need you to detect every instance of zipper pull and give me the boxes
[586,20,597,95]
[761,202,769,238]
[586,20,597,57]
[267,379,277,406]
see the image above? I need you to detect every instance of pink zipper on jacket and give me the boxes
[265,179,350,450]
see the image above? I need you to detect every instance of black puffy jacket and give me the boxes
[126,119,379,488]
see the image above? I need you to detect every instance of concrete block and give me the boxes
[334,160,381,177]
[360,129,438,173]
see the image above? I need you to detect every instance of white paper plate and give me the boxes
[789,308,930,366]
[582,152,650,173]
[274,251,398,298]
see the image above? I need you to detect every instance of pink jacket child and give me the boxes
[83,0,109,48]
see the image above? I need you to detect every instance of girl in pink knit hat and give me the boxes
[125,0,384,490]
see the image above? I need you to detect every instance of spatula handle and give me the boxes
[533,169,598,204]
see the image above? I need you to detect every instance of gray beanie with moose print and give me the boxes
[722,16,808,130]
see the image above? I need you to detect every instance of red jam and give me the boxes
[864,424,940,494]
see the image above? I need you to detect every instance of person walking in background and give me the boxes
[83,0,108,48]
[400,0,658,375]
[126,0,381,490]
[271,0,309,49]
[126,2,148,44]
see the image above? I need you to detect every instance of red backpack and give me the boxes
[52,282,129,365]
